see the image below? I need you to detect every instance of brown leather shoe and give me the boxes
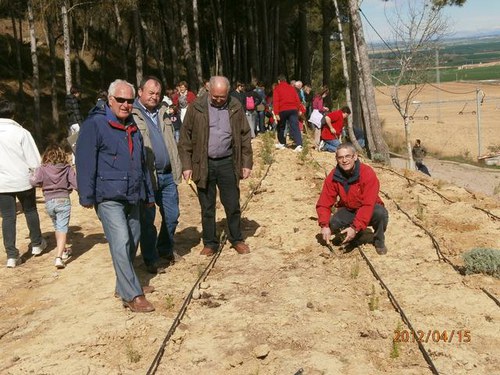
[123,295,155,313]
[114,285,155,298]
[200,246,215,256]
[233,242,250,254]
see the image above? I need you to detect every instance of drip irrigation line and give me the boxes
[472,205,500,221]
[374,165,454,204]
[358,249,440,375]
[427,82,477,95]
[374,164,499,220]
[481,288,500,308]
[145,157,273,374]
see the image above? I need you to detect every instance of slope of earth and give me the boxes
[0,136,499,374]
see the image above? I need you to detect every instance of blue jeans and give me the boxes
[323,139,341,152]
[45,198,71,233]
[140,172,179,265]
[277,110,302,146]
[255,111,265,133]
[0,188,43,259]
[97,200,142,301]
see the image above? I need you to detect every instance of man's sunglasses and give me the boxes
[112,96,135,105]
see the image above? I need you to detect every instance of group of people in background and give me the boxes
[2,73,434,315]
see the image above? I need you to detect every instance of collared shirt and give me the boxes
[208,99,232,158]
[137,101,170,171]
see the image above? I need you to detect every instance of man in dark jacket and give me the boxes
[76,79,156,313]
[178,76,253,256]
[65,85,83,135]
[316,143,389,255]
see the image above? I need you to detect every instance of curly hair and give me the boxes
[42,144,69,165]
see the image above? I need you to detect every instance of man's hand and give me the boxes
[183,170,192,181]
[242,168,251,179]
[341,227,357,244]
[275,114,280,122]
[82,204,93,209]
[321,226,332,244]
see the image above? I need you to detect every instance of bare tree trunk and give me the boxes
[351,28,375,154]
[72,17,81,87]
[27,0,42,142]
[298,1,310,83]
[320,0,331,86]
[272,5,280,79]
[61,0,72,94]
[179,0,197,88]
[10,9,24,104]
[333,0,362,152]
[45,14,60,132]
[246,0,257,82]
[133,3,143,87]
[161,0,180,84]
[192,0,203,84]
[113,1,129,80]
[211,0,224,75]
[349,0,389,163]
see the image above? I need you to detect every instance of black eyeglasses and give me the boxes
[112,96,135,105]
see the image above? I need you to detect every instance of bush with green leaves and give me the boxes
[462,248,500,278]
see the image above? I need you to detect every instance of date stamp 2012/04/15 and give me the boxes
[393,330,471,343]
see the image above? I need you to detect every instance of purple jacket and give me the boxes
[30,164,77,201]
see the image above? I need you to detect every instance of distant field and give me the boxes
[370,36,500,84]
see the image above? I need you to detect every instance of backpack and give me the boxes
[246,95,255,111]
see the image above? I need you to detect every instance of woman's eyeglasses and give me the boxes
[113,96,135,105]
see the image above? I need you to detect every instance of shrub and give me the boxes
[462,248,500,278]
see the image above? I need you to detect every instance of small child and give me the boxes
[30,144,77,269]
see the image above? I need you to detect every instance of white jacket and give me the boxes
[0,119,41,193]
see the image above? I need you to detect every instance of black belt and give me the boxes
[208,155,232,161]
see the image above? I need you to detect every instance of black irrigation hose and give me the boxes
[358,249,440,375]
[374,164,454,204]
[374,164,500,221]
[145,158,273,374]
[380,190,450,265]
[481,288,500,308]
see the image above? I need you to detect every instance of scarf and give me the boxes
[332,159,360,193]
[108,120,138,156]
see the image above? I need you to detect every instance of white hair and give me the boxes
[108,79,136,98]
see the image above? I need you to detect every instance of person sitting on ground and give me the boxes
[320,106,351,152]
[412,139,431,176]
[316,143,389,255]
[30,144,77,269]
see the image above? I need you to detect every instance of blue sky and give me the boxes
[359,0,500,43]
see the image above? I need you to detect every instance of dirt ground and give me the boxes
[1,82,500,375]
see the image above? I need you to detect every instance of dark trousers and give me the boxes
[197,156,243,250]
[0,188,43,259]
[329,204,389,248]
[416,161,431,176]
[277,109,302,146]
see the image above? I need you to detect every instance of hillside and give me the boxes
[0,136,499,374]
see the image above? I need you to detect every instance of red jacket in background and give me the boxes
[172,91,196,108]
[273,81,301,114]
[316,161,384,232]
[322,109,344,141]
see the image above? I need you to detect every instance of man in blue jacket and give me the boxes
[76,79,156,313]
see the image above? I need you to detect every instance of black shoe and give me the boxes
[375,245,388,255]
[145,263,166,274]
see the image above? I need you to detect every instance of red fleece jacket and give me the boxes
[273,81,301,114]
[316,162,384,232]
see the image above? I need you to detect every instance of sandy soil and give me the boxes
[1,83,500,374]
